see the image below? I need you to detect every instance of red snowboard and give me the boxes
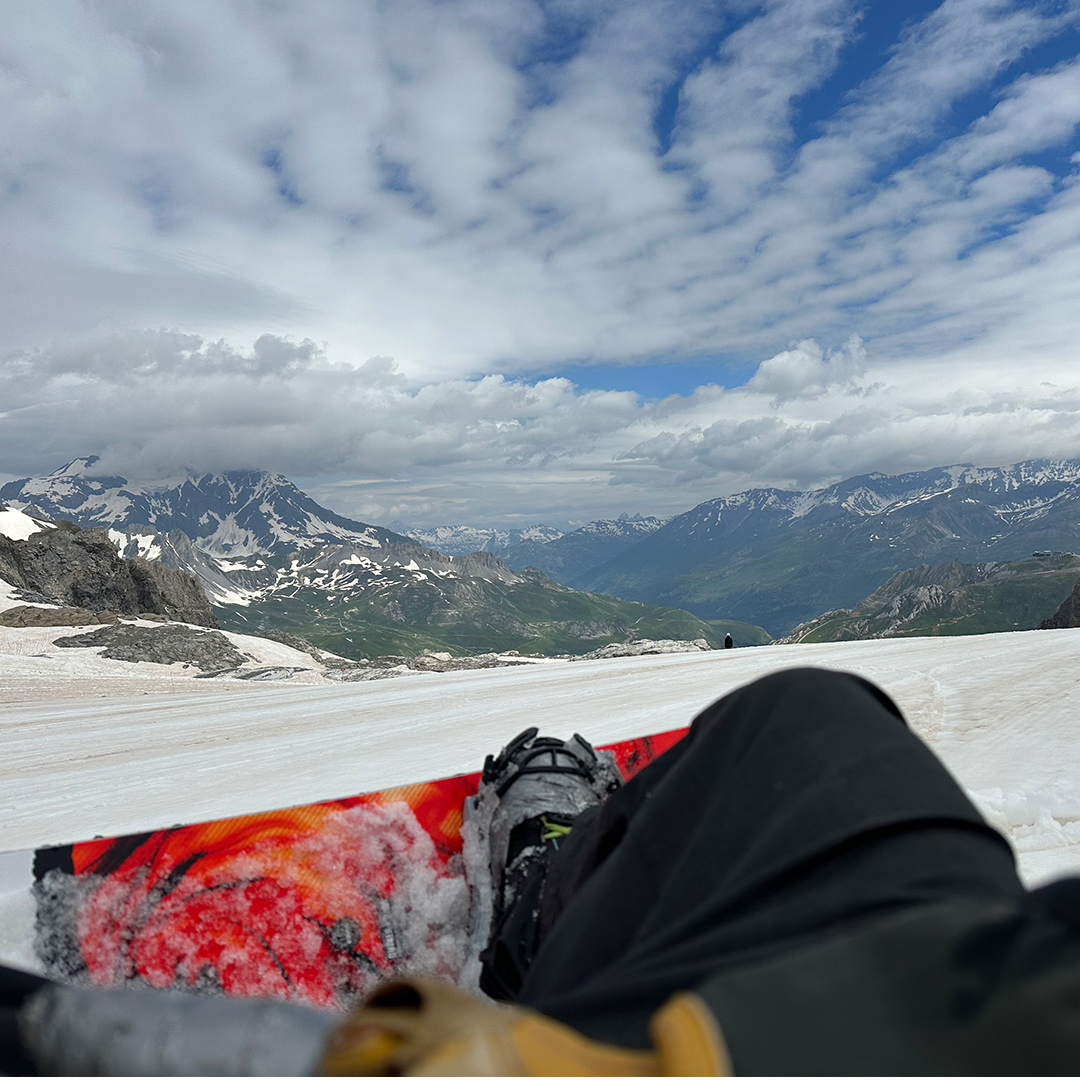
[33,728,687,1010]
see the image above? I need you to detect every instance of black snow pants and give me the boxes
[484,666,1032,1052]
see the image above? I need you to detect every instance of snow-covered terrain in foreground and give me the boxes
[2,629,1080,972]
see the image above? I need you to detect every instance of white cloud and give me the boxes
[746,335,866,402]
[0,330,642,480]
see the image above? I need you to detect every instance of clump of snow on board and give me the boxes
[35,801,474,1010]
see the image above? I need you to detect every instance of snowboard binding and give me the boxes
[463,726,623,997]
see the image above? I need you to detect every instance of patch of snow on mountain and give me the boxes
[882,487,958,513]
[787,490,831,518]
[514,525,563,544]
[201,582,258,606]
[215,557,265,572]
[0,580,60,614]
[0,508,49,541]
[15,476,79,499]
[576,516,665,538]
[198,515,263,555]
[52,457,97,478]
[840,489,898,515]
[403,524,563,556]
[109,530,161,560]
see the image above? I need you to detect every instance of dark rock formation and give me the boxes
[1039,579,1080,628]
[568,638,712,661]
[0,521,217,627]
[258,629,328,659]
[53,624,248,670]
[197,665,309,681]
[322,650,531,681]
[127,556,217,626]
[0,606,122,628]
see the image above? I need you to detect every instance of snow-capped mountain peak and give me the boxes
[1,462,410,557]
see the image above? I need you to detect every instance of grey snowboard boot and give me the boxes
[462,727,622,998]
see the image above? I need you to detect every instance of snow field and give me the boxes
[2,628,1080,973]
[0,615,337,703]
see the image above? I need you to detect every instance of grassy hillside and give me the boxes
[783,554,1080,643]
[217,568,730,660]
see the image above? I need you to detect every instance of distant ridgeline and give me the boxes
[0,461,730,660]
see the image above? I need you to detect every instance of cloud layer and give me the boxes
[5,329,1080,528]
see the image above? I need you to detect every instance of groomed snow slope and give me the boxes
[2,629,1080,969]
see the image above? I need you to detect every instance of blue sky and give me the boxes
[2,0,1080,526]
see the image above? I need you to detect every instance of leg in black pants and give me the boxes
[505,667,1025,1049]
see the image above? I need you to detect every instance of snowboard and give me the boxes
[31,727,688,1010]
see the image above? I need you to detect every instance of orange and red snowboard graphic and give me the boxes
[33,728,686,1009]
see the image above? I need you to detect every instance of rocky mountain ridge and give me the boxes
[1039,575,1080,630]
[0,510,217,627]
[399,523,564,557]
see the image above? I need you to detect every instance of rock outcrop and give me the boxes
[0,521,217,627]
[569,638,712,661]
[1039,579,1080,629]
[53,623,247,670]
[0,606,124,628]
[321,649,530,681]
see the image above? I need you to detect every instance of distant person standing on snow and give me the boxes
[723,633,733,649]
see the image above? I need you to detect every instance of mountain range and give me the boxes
[397,523,565,557]
[498,516,667,584]
[1,457,404,555]
[572,460,1080,634]
[1,461,727,658]
[399,515,667,585]
[9,455,1080,646]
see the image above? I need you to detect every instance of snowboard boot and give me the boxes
[463,726,623,999]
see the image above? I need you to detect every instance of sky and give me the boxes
[2,0,1080,528]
